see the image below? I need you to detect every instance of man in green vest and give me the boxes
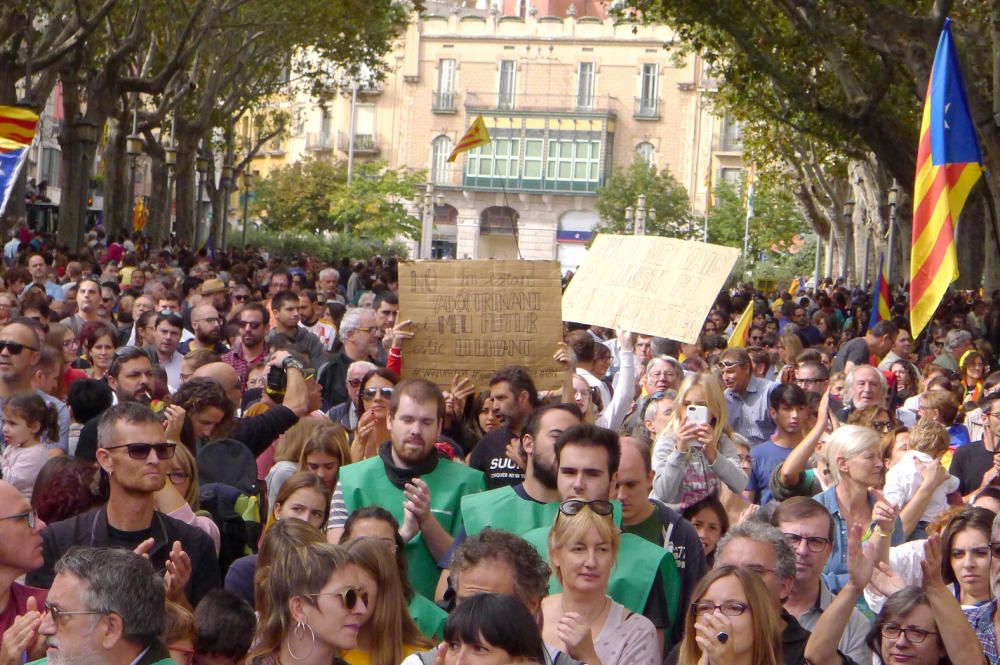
[330,378,485,600]
[27,547,175,665]
[521,423,681,648]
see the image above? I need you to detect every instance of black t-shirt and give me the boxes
[831,337,870,373]
[468,426,525,490]
[951,440,995,495]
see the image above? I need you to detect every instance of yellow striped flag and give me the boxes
[727,301,754,348]
[910,19,983,339]
[447,115,490,163]
[0,105,39,217]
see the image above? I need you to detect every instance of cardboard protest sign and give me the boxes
[562,235,739,344]
[398,260,565,390]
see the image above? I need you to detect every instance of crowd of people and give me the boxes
[0,224,1000,665]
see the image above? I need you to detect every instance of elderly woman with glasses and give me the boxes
[350,368,399,462]
[540,500,661,665]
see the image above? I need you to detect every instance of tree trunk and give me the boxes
[173,129,199,248]
[102,117,128,239]
[147,155,170,247]
[56,126,99,250]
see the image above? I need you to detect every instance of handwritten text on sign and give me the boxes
[399,260,564,390]
[561,235,739,344]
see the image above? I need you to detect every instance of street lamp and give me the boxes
[624,195,651,236]
[241,170,254,249]
[164,146,177,239]
[126,133,144,233]
[886,180,899,286]
[195,152,209,248]
[220,162,233,251]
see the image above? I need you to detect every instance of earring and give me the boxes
[286,620,316,661]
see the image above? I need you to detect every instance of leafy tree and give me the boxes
[254,159,425,241]
[708,176,809,263]
[595,161,694,238]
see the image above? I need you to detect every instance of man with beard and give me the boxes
[179,304,228,355]
[0,321,70,452]
[328,378,484,600]
[373,292,399,365]
[221,303,269,392]
[317,307,380,407]
[299,290,336,354]
[73,346,155,462]
[469,365,540,489]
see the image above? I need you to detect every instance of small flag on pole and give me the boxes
[0,105,40,218]
[728,301,754,348]
[868,253,891,331]
[447,115,491,162]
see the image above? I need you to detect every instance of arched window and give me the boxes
[431,136,453,185]
[635,142,655,167]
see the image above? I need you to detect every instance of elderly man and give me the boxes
[624,356,683,435]
[317,307,380,407]
[0,480,47,651]
[120,294,156,347]
[934,328,975,373]
[317,268,344,304]
[719,347,777,447]
[27,403,220,605]
[833,364,887,422]
[0,320,70,451]
[27,547,175,665]
[326,360,375,433]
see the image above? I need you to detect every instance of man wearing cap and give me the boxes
[198,279,231,318]
[933,329,974,373]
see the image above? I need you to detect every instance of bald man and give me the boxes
[193,358,308,457]
[180,304,228,355]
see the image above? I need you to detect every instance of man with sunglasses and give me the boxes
[27,403,221,607]
[267,290,326,370]
[221,302,269,392]
[0,321,70,452]
[318,307,381,408]
[772,497,872,665]
[0,480,48,653]
[719,347,777,448]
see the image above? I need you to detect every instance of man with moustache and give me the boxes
[328,379,484,600]
[469,365,540,489]
[221,303,269,392]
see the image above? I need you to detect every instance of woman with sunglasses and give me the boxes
[154,442,221,553]
[541,500,660,665]
[805,527,983,665]
[351,368,398,462]
[341,537,433,665]
[675,565,781,665]
[250,541,366,665]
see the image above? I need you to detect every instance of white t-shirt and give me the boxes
[883,450,959,524]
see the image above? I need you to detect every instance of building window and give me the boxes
[719,167,742,186]
[720,115,743,151]
[523,139,544,182]
[467,138,521,180]
[635,142,655,167]
[431,136,453,185]
[498,61,516,110]
[435,59,456,111]
[637,64,659,117]
[577,63,595,110]
[546,140,600,185]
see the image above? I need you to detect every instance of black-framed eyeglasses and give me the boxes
[691,601,751,617]
[238,320,262,330]
[871,420,894,432]
[559,499,613,517]
[103,442,177,460]
[362,386,394,400]
[0,509,36,528]
[308,586,369,611]
[232,294,249,302]
[880,624,938,644]
[0,340,37,355]
[44,602,107,625]
[783,532,831,553]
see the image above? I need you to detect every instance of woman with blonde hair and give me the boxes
[651,372,747,510]
[341,538,432,665]
[677,565,782,665]
[154,442,221,553]
[540,500,660,665]
[249,541,366,665]
[265,416,327,508]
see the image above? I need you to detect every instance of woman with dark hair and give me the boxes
[440,593,547,665]
[31,456,107,524]
[805,527,983,665]
[166,377,236,451]
[464,391,499,442]
[938,506,994,608]
[682,495,730,567]
[350,367,399,462]
[76,319,118,380]
[341,506,447,641]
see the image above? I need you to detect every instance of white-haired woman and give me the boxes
[815,424,903,594]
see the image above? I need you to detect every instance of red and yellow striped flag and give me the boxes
[447,115,490,163]
[910,19,983,339]
[727,301,754,348]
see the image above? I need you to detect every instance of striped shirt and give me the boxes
[724,375,777,447]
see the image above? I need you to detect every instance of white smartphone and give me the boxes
[686,404,709,425]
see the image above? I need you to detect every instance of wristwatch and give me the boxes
[281,356,305,372]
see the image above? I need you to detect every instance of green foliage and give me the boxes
[253,159,426,240]
[595,162,695,238]
[708,176,809,262]
[245,228,409,262]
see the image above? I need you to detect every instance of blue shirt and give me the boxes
[815,485,904,594]
[724,376,776,447]
[747,440,793,504]
[965,600,999,665]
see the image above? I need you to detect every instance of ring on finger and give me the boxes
[716,631,729,644]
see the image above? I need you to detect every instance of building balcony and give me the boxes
[433,90,458,114]
[431,165,463,188]
[306,132,334,151]
[359,81,383,95]
[338,132,380,155]
[464,93,617,118]
[634,97,661,120]
[462,173,602,195]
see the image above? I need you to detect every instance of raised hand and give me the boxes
[0,596,43,665]
[870,489,899,533]
[921,533,946,590]
[914,458,950,491]
[403,478,433,526]
[846,523,878,590]
[693,611,737,665]
[162,404,186,443]
[164,541,192,603]
[557,611,598,662]
[506,437,526,470]
[870,561,906,598]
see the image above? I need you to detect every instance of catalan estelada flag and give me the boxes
[868,252,891,331]
[910,18,984,339]
[447,115,490,162]
[0,105,40,217]
[727,301,754,348]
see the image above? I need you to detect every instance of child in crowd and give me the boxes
[1,393,61,498]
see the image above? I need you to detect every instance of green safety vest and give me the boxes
[340,457,484,600]
[409,592,449,640]
[522,525,680,636]
[461,485,625,538]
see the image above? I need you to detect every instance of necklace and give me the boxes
[561,594,611,626]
